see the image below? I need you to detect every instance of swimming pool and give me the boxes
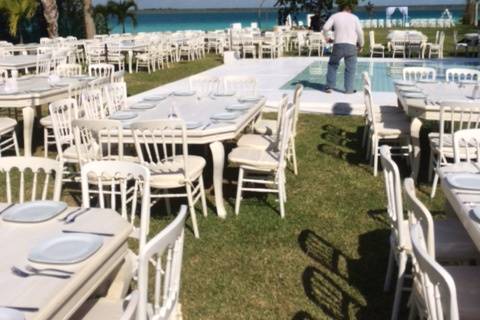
[281,60,480,92]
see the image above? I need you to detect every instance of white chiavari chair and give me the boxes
[0,157,63,203]
[82,88,108,119]
[402,67,437,81]
[446,68,480,83]
[55,63,82,77]
[131,119,207,239]
[88,63,114,81]
[223,75,257,97]
[104,82,128,115]
[188,75,219,97]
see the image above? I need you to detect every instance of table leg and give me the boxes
[410,117,423,181]
[128,50,133,74]
[209,141,227,219]
[22,106,35,157]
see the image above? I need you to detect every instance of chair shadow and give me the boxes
[291,311,317,320]
[317,124,366,166]
[298,228,396,319]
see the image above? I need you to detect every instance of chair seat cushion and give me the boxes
[228,147,280,170]
[150,155,206,188]
[375,117,410,137]
[445,266,480,320]
[62,145,79,160]
[237,134,275,150]
[254,119,277,135]
[0,117,17,134]
[40,115,52,127]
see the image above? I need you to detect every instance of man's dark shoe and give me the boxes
[345,90,357,94]
[325,87,332,93]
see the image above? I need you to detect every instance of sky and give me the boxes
[92,0,465,8]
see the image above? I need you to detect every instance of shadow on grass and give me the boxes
[317,124,366,166]
[298,228,394,319]
[291,311,317,320]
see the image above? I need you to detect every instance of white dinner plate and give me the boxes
[446,173,480,190]
[398,86,422,93]
[459,79,478,85]
[110,111,138,120]
[130,102,155,110]
[0,307,24,320]
[0,89,20,95]
[214,91,236,97]
[53,82,70,87]
[143,94,169,101]
[30,86,51,92]
[238,96,263,103]
[28,234,103,265]
[2,201,67,223]
[226,103,251,111]
[403,92,426,99]
[186,121,204,129]
[394,80,416,86]
[172,90,196,97]
[211,112,239,121]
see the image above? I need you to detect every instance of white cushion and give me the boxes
[229,147,280,170]
[150,155,206,188]
[237,134,275,150]
[0,117,17,134]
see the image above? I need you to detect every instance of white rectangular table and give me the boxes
[395,81,480,181]
[441,170,480,249]
[124,92,266,218]
[0,204,132,320]
[0,55,38,71]
[0,75,91,156]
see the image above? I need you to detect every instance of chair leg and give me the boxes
[199,175,208,217]
[391,252,408,320]
[278,176,286,218]
[43,128,49,158]
[12,131,19,156]
[361,122,369,148]
[373,137,379,176]
[186,184,199,238]
[430,172,439,199]
[234,168,244,215]
[384,244,395,291]
[163,190,171,215]
[291,137,298,176]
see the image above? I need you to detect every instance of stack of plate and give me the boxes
[214,91,236,97]
[211,112,239,121]
[446,173,480,191]
[130,102,155,110]
[402,92,426,99]
[238,96,262,103]
[394,80,416,86]
[143,94,168,101]
[226,103,251,112]
[110,111,138,120]
[172,91,195,97]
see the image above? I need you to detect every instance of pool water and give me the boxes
[281,60,480,92]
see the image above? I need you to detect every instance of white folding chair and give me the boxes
[55,63,82,77]
[88,63,114,81]
[369,30,385,58]
[188,75,220,97]
[0,156,63,203]
[453,128,480,163]
[429,101,480,198]
[223,75,257,96]
[82,88,109,119]
[409,223,480,320]
[36,54,52,75]
[104,82,128,115]
[446,68,480,83]
[228,104,294,218]
[131,119,207,239]
[402,67,437,81]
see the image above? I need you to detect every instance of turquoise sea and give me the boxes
[109,8,465,33]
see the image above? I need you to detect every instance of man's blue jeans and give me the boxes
[326,43,357,93]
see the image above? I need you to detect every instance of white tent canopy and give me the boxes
[386,6,409,26]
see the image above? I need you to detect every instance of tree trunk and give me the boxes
[41,0,59,38]
[83,0,96,39]
[464,0,476,25]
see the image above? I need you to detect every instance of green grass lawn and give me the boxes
[21,49,453,318]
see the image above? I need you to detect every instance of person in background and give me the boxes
[322,3,364,94]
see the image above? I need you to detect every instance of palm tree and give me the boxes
[0,0,38,43]
[94,4,112,34]
[41,0,59,38]
[83,0,96,39]
[107,0,138,33]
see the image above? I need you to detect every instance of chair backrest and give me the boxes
[446,68,480,83]
[72,119,125,165]
[272,94,289,147]
[49,98,78,157]
[403,67,437,81]
[68,81,88,111]
[88,63,114,80]
[131,119,190,181]
[137,206,187,320]
[82,88,108,119]
[0,157,63,203]
[0,68,8,83]
[112,70,125,83]
[292,84,304,138]
[56,63,82,77]
[379,145,408,251]
[188,75,219,96]
[277,104,295,173]
[410,223,459,320]
[104,81,128,115]
[36,54,52,75]
[437,101,480,162]
[223,76,257,96]
[80,160,151,250]
[404,178,436,257]
[453,128,480,163]
[363,85,380,130]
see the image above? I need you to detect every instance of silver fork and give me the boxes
[11,266,71,279]
[25,265,74,275]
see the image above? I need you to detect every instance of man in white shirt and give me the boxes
[323,3,364,94]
